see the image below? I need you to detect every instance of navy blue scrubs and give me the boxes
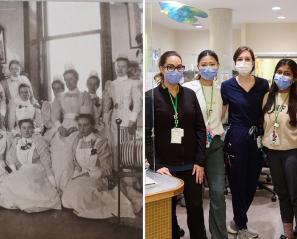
[221,77,269,230]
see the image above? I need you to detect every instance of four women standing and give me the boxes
[146,46,296,239]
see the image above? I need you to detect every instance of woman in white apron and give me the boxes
[0,119,61,212]
[62,114,135,219]
[50,68,92,191]
[8,83,41,133]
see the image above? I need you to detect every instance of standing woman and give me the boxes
[145,51,207,239]
[262,59,297,239]
[221,46,269,239]
[183,50,228,239]
[50,68,93,191]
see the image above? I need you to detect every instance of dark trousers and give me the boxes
[172,170,207,239]
[265,148,297,223]
[225,127,263,229]
[205,136,228,239]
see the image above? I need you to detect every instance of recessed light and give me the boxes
[277,16,286,19]
[272,6,281,11]
[193,23,203,29]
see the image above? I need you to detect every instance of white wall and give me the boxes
[245,23,297,53]
[169,29,240,69]
[110,3,140,62]
[145,23,177,90]
[175,30,209,70]
[149,23,176,53]
[0,2,24,68]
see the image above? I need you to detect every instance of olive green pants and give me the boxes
[205,136,228,239]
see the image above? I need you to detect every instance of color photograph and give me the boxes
[145,1,297,239]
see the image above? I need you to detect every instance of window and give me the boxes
[46,2,101,97]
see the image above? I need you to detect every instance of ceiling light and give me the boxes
[272,6,281,11]
[277,16,286,19]
[193,23,203,29]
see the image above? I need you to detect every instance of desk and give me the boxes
[145,171,184,239]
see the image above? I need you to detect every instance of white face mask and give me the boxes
[235,61,253,76]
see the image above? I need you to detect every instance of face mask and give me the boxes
[235,61,253,76]
[274,74,292,90]
[199,67,218,80]
[164,71,183,85]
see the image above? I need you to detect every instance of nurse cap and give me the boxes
[115,54,129,62]
[64,62,76,71]
[89,70,99,78]
[53,74,63,81]
[17,108,35,122]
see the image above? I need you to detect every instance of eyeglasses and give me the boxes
[163,64,185,72]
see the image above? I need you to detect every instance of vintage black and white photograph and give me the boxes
[0,1,143,238]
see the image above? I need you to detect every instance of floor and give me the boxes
[0,208,142,239]
[177,187,284,239]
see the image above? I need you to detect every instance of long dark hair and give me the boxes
[154,51,182,84]
[196,50,219,80]
[262,58,297,127]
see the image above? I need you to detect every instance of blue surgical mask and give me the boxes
[199,67,218,80]
[164,71,183,85]
[274,74,292,90]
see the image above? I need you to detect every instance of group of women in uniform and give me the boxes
[145,46,297,239]
[0,58,142,219]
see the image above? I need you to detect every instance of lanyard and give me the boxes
[201,84,214,120]
[168,92,179,128]
[274,93,289,126]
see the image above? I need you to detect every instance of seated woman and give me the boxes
[8,83,41,133]
[62,113,135,219]
[0,118,61,212]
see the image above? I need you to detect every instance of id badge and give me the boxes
[206,131,213,148]
[206,127,215,148]
[171,128,184,144]
[269,130,280,146]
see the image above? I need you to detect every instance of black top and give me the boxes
[145,84,206,170]
[221,77,269,127]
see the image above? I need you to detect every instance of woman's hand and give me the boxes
[128,120,136,135]
[192,164,204,184]
[58,126,68,137]
[157,167,172,176]
[89,168,103,179]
